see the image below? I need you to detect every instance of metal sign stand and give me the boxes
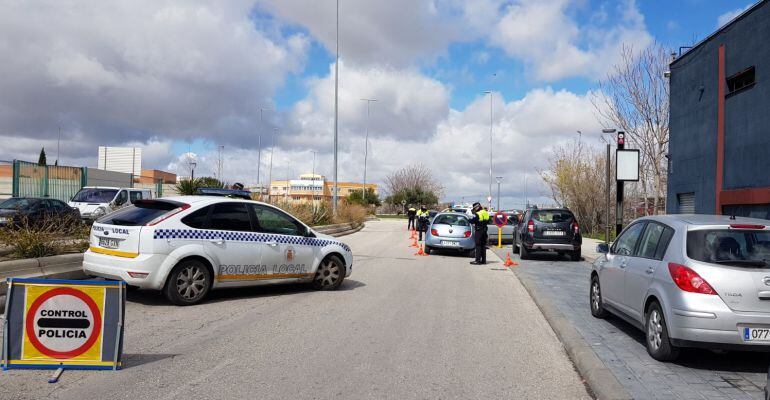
[113,282,124,371]
[2,278,12,371]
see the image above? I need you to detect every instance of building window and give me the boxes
[726,66,755,95]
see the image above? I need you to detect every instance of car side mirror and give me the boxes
[596,243,610,254]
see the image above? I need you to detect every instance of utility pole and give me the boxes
[332,0,340,215]
[268,128,276,202]
[360,98,377,203]
[496,176,503,211]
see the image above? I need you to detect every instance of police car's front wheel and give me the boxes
[164,259,212,306]
[312,255,345,291]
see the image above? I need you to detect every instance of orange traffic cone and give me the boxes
[409,229,416,240]
[504,252,518,267]
[410,237,419,248]
[414,244,429,256]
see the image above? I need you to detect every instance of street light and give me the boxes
[601,128,616,244]
[495,176,503,211]
[190,162,197,180]
[484,90,493,210]
[332,0,340,215]
[360,98,377,203]
[258,107,271,190]
[268,128,277,202]
[310,150,318,209]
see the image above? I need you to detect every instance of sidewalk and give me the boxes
[490,244,769,400]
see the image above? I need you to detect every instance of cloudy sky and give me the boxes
[0,0,756,208]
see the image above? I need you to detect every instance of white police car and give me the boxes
[82,196,353,305]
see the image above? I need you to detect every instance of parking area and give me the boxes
[491,245,770,400]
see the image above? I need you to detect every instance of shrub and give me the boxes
[0,214,90,259]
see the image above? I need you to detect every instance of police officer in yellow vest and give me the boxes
[467,202,490,265]
[416,205,430,241]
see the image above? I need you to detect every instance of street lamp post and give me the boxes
[190,162,197,180]
[310,150,318,209]
[495,176,503,211]
[332,0,340,215]
[360,98,377,203]
[268,128,276,203]
[484,90,493,210]
[602,128,616,243]
[258,107,271,192]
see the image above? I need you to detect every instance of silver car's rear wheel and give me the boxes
[312,255,345,291]
[645,302,680,361]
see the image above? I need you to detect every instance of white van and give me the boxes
[69,187,152,220]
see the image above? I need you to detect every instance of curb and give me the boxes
[491,251,632,400]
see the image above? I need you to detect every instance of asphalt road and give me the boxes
[1,219,590,400]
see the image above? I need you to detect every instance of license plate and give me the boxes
[98,237,120,249]
[543,230,565,236]
[440,240,460,247]
[742,327,770,342]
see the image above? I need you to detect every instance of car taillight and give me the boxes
[730,224,765,229]
[431,229,439,236]
[668,263,717,295]
[527,220,534,234]
[146,204,191,226]
[464,231,471,238]
[572,221,579,235]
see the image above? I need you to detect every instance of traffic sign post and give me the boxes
[2,278,125,371]
[493,212,508,248]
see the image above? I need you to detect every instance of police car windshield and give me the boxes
[97,200,185,226]
[72,188,118,203]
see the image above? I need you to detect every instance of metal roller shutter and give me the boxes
[677,192,695,214]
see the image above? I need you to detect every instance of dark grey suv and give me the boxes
[513,208,582,261]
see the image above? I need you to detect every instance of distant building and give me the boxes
[137,169,177,184]
[98,146,142,175]
[667,0,770,217]
[270,173,378,203]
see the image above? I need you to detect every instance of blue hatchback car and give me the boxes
[424,212,475,256]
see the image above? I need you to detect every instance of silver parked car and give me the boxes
[591,214,770,361]
[424,212,475,256]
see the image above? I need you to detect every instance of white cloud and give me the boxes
[468,0,652,81]
[259,0,466,67]
[187,85,605,209]
[717,4,752,28]
[0,0,307,168]
[284,60,451,149]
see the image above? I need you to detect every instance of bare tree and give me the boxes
[383,163,444,205]
[592,41,671,215]
[539,139,613,237]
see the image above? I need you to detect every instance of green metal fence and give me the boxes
[11,160,84,202]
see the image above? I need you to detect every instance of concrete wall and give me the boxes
[667,1,770,214]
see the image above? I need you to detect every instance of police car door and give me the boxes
[201,202,264,288]
[249,204,315,283]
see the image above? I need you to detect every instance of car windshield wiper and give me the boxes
[713,259,769,267]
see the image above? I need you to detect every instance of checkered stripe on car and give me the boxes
[153,229,351,252]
